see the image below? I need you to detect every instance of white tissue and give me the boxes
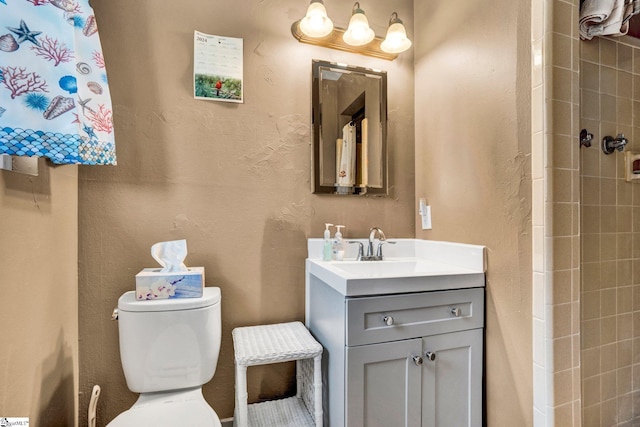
[151,239,189,273]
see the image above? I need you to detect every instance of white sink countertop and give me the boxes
[306,238,486,297]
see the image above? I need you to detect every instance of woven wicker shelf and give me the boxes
[246,396,315,427]
[232,321,323,427]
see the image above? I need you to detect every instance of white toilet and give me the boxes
[107,287,222,427]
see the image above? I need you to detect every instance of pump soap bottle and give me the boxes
[333,225,345,261]
[323,223,333,261]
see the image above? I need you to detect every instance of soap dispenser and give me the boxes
[333,225,345,261]
[323,223,333,261]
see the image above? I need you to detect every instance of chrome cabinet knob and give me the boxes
[425,352,436,361]
[451,307,462,317]
[383,315,394,326]
[412,355,423,366]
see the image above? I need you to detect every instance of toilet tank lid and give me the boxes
[118,287,220,312]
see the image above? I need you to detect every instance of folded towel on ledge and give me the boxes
[580,0,640,40]
[337,122,356,187]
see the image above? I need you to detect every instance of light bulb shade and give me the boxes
[380,21,412,53]
[299,1,334,38]
[342,6,375,46]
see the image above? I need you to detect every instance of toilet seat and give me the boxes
[106,388,221,427]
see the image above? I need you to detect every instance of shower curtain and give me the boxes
[0,0,116,165]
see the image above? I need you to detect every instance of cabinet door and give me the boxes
[346,338,422,427]
[421,329,483,427]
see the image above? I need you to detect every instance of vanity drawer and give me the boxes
[345,288,484,346]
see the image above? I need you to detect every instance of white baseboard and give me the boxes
[221,417,233,427]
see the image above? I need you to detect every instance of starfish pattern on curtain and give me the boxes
[0,0,116,165]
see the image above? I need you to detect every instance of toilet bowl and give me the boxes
[107,388,220,426]
[107,287,222,427]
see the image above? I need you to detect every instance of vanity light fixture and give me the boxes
[380,12,412,53]
[342,2,375,46]
[299,0,334,38]
[291,1,412,61]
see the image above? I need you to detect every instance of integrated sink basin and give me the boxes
[306,238,486,297]
[330,259,469,278]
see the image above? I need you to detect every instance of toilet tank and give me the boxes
[116,287,221,393]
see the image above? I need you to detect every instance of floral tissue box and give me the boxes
[135,267,204,300]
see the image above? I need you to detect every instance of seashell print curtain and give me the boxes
[0,0,116,165]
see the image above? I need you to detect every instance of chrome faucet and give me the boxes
[368,227,386,259]
[602,133,628,154]
[348,227,395,261]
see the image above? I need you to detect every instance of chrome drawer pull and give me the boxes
[383,315,394,326]
[412,355,423,366]
[425,352,436,361]
[451,307,462,317]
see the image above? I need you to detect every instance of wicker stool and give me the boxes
[232,321,323,427]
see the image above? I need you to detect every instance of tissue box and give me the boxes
[135,267,204,300]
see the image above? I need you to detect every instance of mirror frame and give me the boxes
[311,60,388,196]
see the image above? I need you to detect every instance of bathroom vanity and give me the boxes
[305,238,486,427]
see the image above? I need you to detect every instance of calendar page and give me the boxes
[193,31,243,103]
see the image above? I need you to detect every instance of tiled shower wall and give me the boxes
[579,35,640,426]
[532,1,640,425]
[533,0,582,425]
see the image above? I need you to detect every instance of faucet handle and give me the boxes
[376,240,397,258]
[348,241,364,261]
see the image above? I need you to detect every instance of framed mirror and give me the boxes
[311,60,387,196]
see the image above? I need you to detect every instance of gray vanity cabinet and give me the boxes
[307,273,484,427]
[346,338,423,426]
[421,329,483,427]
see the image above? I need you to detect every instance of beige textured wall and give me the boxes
[0,162,78,426]
[414,1,533,426]
[79,0,415,424]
